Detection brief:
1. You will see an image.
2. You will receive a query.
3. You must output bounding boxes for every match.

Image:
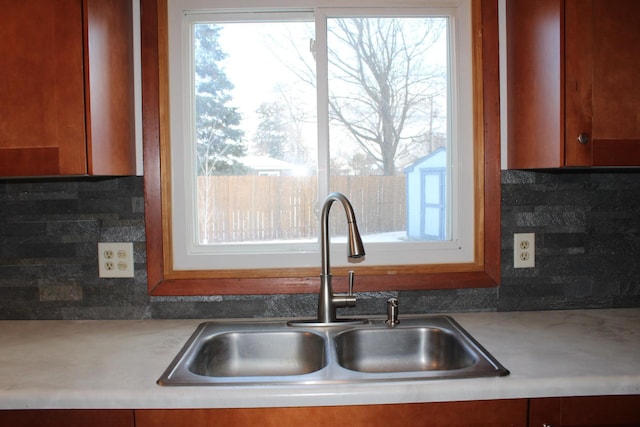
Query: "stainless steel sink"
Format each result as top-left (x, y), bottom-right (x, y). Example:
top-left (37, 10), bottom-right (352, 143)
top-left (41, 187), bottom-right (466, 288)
top-left (190, 331), bottom-right (326, 377)
top-left (158, 316), bottom-right (508, 386)
top-left (334, 327), bottom-right (476, 373)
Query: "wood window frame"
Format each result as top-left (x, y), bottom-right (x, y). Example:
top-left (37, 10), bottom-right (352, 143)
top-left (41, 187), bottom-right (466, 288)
top-left (141, 0), bottom-right (501, 296)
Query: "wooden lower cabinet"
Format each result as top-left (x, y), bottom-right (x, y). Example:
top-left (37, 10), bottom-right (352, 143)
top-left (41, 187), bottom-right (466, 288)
top-left (3, 396), bottom-right (640, 426)
top-left (134, 400), bottom-right (528, 427)
top-left (529, 396), bottom-right (640, 427)
top-left (0, 409), bottom-right (134, 427)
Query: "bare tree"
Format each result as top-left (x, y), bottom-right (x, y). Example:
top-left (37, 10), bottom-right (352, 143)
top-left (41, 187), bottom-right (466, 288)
top-left (326, 17), bottom-right (447, 176)
top-left (266, 16), bottom-right (448, 176)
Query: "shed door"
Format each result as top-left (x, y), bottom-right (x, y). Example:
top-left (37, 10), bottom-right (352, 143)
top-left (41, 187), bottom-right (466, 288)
top-left (421, 168), bottom-right (446, 239)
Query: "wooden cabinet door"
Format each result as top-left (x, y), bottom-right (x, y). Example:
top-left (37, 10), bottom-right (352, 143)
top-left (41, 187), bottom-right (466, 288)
top-left (507, 0), bottom-right (640, 168)
top-left (135, 400), bottom-right (528, 427)
top-left (507, 0), bottom-right (564, 169)
top-left (0, 0), bottom-right (87, 176)
top-left (84, 0), bottom-right (137, 176)
top-left (565, 0), bottom-right (640, 167)
top-left (529, 396), bottom-right (640, 427)
top-left (0, 409), bottom-right (135, 427)
top-left (0, 0), bottom-right (136, 177)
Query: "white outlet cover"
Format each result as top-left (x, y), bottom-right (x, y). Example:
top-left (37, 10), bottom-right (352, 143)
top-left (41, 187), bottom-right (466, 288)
top-left (98, 242), bottom-right (134, 278)
top-left (514, 233), bottom-right (535, 268)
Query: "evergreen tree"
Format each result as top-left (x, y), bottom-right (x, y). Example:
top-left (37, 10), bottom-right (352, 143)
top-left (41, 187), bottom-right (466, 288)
top-left (254, 101), bottom-right (288, 160)
top-left (194, 24), bottom-right (246, 176)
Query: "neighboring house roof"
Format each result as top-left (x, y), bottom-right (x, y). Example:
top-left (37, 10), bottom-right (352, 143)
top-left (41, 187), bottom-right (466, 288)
top-left (240, 156), bottom-right (298, 171)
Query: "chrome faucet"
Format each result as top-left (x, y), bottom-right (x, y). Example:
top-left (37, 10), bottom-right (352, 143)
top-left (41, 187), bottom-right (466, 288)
top-left (316, 192), bottom-right (366, 323)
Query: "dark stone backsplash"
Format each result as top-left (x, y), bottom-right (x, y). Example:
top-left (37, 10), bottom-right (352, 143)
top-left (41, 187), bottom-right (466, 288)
top-left (500, 170), bottom-right (640, 311)
top-left (1, 170), bottom-right (639, 319)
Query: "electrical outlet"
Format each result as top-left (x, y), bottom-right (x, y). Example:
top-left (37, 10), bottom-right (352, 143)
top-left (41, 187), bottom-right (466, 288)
top-left (514, 233), bottom-right (535, 268)
top-left (98, 242), bottom-right (134, 278)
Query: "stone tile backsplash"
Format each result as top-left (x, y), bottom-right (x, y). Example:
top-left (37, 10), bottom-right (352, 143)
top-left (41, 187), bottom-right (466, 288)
top-left (500, 170), bottom-right (640, 311)
top-left (1, 170), bottom-right (639, 319)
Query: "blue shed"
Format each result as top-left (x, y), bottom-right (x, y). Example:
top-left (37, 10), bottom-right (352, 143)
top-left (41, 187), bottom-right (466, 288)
top-left (404, 148), bottom-right (447, 240)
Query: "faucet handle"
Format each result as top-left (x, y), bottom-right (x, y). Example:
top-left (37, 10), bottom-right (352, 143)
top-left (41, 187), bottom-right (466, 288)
top-left (332, 271), bottom-right (357, 309)
top-left (348, 271), bottom-right (355, 296)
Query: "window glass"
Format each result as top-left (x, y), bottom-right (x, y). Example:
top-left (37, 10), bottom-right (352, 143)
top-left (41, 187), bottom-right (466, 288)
top-left (169, 2), bottom-right (474, 271)
top-left (192, 19), bottom-right (317, 246)
top-left (326, 16), bottom-right (450, 242)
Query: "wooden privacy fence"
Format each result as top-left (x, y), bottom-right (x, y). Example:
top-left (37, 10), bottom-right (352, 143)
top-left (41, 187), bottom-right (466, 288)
top-left (197, 176), bottom-right (406, 243)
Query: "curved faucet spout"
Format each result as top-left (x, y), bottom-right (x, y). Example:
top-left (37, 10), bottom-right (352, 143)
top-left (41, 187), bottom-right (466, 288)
top-left (321, 192), bottom-right (366, 275)
top-left (318, 192), bottom-right (366, 323)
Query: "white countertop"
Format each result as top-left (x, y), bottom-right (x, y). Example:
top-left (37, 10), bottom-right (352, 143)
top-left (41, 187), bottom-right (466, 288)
top-left (1, 308), bottom-right (639, 410)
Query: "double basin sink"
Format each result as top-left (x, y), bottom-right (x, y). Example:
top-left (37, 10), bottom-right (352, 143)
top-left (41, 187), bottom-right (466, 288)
top-left (158, 316), bottom-right (508, 386)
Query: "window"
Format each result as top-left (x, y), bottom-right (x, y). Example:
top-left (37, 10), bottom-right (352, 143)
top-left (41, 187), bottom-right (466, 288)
top-left (141, 0), bottom-right (501, 295)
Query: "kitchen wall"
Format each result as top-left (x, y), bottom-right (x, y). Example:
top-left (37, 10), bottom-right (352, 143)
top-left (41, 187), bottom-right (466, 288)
top-left (1, 170), bottom-right (639, 320)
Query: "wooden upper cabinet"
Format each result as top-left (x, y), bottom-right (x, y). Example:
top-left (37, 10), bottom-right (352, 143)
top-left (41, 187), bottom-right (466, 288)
top-left (507, 0), bottom-right (640, 168)
top-left (0, 0), bottom-right (136, 177)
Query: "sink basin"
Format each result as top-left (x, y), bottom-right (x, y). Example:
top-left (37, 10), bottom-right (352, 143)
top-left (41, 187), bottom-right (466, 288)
top-left (190, 331), bottom-right (326, 377)
top-left (334, 327), bottom-right (476, 373)
top-left (158, 316), bottom-right (508, 386)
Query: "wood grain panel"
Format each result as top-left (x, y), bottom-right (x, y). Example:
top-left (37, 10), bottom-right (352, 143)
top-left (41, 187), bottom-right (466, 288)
top-left (507, 0), bottom-right (564, 168)
top-left (136, 400), bottom-right (527, 427)
top-left (0, 409), bottom-right (134, 427)
top-left (530, 396), bottom-right (640, 427)
top-left (84, 0), bottom-right (137, 175)
top-left (0, 148), bottom-right (60, 176)
top-left (0, 0), bottom-right (86, 176)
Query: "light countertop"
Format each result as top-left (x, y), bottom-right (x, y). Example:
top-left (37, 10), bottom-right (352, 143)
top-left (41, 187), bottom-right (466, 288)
top-left (1, 308), bottom-right (639, 410)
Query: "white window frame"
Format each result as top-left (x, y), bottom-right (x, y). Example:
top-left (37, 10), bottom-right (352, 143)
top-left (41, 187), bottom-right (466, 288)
top-left (167, 0), bottom-right (474, 272)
